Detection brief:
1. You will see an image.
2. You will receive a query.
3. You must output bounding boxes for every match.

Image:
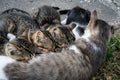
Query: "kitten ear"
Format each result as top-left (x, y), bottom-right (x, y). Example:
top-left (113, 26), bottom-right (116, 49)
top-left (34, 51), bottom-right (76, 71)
top-left (32, 8), bottom-right (39, 19)
top-left (52, 6), bottom-right (60, 10)
top-left (18, 29), bottom-right (31, 42)
top-left (87, 10), bottom-right (97, 29)
top-left (19, 29), bottom-right (28, 37)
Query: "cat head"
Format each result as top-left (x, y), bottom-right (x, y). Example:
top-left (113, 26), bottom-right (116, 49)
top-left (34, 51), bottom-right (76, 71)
top-left (84, 10), bottom-right (113, 43)
top-left (61, 6), bottom-right (90, 25)
top-left (47, 24), bottom-right (75, 48)
top-left (4, 38), bottom-right (35, 62)
top-left (31, 29), bottom-right (55, 53)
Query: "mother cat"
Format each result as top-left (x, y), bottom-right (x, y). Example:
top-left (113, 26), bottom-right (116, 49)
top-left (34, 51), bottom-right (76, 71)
top-left (0, 10), bottom-right (113, 80)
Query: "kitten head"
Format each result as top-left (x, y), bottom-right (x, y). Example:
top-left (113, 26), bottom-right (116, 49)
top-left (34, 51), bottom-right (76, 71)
top-left (47, 24), bottom-right (75, 48)
top-left (31, 30), bottom-right (55, 53)
top-left (65, 6), bottom-right (90, 25)
top-left (33, 5), bottom-right (60, 27)
top-left (4, 38), bottom-right (35, 62)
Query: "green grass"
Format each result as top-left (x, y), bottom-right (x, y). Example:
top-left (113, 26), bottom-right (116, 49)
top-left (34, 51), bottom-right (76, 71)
top-left (92, 34), bottom-right (120, 80)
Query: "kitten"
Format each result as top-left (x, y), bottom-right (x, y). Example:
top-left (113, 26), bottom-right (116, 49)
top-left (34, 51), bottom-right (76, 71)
top-left (0, 8), bottom-right (39, 54)
top-left (0, 10), bottom-right (113, 80)
top-left (61, 6), bottom-right (91, 37)
top-left (61, 6), bottom-right (90, 25)
top-left (33, 5), bottom-right (61, 30)
top-left (31, 29), bottom-right (56, 53)
top-left (0, 8), bottom-right (39, 37)
top-left (4, 30), bottom-right (36, 62)
top-left (47, 24), bottom-right (75, 51)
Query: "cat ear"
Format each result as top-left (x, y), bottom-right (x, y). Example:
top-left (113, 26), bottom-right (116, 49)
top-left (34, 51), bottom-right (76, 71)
top-left (20, 29), bottom-right (28, 37)
top-left (32, 8), bottom-right (39, 19)
top-left (87, 10), bottom-right (97, 29)
top-left (18, 29), bottom-right (32, 42)
top-left (51, 6), bottom-right (60, 10)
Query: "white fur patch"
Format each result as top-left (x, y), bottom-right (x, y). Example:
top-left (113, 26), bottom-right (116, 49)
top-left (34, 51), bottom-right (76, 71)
top-left (80, 28), bottom-right (101, 51)
top-left (81, 28), bottom-right (91, 42)
top-left (90, 42), bottom-right (100, 51)
top-left (69, 45), bottom-right (81, 54)
top-left (7, 33), bottom-right (16, 41)
top-left (0, 56), bottom-right (15, 80)
top-left (72, 26), bottom-right (81, 40)
top-left (71, 22), bottom-right (85, 40)
top-left (61, 16), bottom-right (68, 25)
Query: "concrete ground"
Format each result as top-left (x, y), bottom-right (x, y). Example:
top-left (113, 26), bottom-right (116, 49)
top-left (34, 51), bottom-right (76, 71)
top-left (0, 0), bottom-right (120, 24)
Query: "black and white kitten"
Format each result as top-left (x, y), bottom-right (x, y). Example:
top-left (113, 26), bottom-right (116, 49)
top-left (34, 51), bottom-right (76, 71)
top-left (60, 6), bottom-right (91, 40)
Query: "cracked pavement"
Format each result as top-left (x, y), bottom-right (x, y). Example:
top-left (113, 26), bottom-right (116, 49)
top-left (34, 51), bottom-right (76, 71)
top-left (0, 0), bottom-right (120, 24)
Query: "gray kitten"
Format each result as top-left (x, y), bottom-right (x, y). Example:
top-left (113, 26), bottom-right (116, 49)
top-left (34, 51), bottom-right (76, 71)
top-left (0, 8), bottom-right (39, 37)
top-left (0, 10), bottom-right (113, 80)
top-left (33, 5), bottom-right (61, 30)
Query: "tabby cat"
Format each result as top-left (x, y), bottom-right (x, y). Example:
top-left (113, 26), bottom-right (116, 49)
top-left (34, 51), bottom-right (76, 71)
top-left (0, 10), bottom-right (113, 80)
top-left (47, 24), bottom-right (75, 51)
top-left (0, 8), bottom-right (39, 37)
top-left (4, 30), bottom-right (35, 62)
top-left (33, 5), bottom-right (61, 30)
top-left (31, 29), bottom-right (56, 53)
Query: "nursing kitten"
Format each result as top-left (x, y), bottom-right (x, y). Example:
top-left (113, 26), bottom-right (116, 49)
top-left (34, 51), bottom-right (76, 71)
top-left (47, 24), bottom-right (75, 51)
top-left (61, 6), bottom-right (90, 25)
top-left (0, 8), bottom-right (39, 37)
top-left (4, 30), bottom-right (35, 62)
top-left (33, 5), bottom-right (61, 30)
top-left (61, 6), bottom-right (91, 38)
top-left (31, 23), bottom-right (75, 53)
top-left (31, 29), bottom-right (56, 53)
top-left (0, 10), bottom-right (113, 80)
